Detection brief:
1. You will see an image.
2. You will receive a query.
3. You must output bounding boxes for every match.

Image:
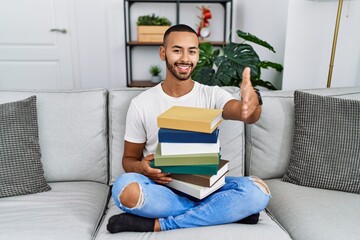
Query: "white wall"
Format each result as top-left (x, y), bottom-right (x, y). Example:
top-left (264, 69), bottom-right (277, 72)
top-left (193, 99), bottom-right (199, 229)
top-left (233, 0), bottom-right (289, 90)
top-left (282, 0), bottom-right (360, 90)
top-left (72, 0), bottom-right (126, 89)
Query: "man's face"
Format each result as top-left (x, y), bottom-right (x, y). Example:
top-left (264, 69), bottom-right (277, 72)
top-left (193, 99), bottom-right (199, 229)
top-left (160, 31), bottom-right (199, 81)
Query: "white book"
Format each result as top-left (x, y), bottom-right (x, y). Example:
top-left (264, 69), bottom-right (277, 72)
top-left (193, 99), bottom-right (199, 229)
top-left (166, 174), bottom-right (226, 199)
top-left (160, 140), bottom-right (220, 156)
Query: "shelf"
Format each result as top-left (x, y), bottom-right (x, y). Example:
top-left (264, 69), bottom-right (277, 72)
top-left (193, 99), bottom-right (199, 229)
top-left (128, 41), bottom-right (163, 46)
top-left (126, 0), bottom-right (231, 3)
top-left (124, 0), bottom-right (233, 87)
top-left (128, 80), bottom-right (160, 88)
top-left (127, 41), bottom-right (228, 46)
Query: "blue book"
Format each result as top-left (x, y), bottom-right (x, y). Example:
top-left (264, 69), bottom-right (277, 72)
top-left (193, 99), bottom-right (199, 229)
top-left (158, 128), bottom-right (219, 143)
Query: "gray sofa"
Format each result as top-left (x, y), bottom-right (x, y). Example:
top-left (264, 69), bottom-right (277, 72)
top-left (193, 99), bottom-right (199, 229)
top-left (0, 86), bottom-right (359, 240)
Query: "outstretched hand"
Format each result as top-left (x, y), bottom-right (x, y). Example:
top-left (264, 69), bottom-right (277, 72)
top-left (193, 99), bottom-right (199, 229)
top-left (239, 67), bottom-right (261, 122)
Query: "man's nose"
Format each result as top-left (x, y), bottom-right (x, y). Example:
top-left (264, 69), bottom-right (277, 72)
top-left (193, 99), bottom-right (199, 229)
top-left (181, 52), bottom-right (190, 61)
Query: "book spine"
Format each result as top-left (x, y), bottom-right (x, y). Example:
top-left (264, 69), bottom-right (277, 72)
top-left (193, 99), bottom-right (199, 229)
top-left (157, 118), bottom-right (216, 133)
top-left (160, 141), bottom-right (220, 156)
top-left (153, 164), bottom-right (219, 175)
top-left (170, 160), bottom-right (229, 187)
top-left (155, 144), bottom-right (221, 166)
top-left (158, 128), bottom-right (219, 143)
top-left (166, 176), bottom-right (226, 199)
top-left (154, 157), bottom-right (219, 166)
top-left (154, 154), bottom-right (219, 166)
top-left (170, 174), bottom-right (209, 187)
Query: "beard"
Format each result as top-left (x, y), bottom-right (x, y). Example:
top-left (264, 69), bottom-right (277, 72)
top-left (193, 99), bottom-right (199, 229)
top-left (165, 56), bottom-right (195, 81)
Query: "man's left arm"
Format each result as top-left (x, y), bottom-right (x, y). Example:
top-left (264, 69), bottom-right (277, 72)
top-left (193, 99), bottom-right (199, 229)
top-left (222, 67), bottom-right (262, 124)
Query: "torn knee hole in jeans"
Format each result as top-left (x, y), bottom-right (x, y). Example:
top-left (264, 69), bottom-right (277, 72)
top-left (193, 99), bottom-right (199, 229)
top-left (119, 182), bottom-right (145, 209)
top-left (249, 176), bottom-right (271, 195)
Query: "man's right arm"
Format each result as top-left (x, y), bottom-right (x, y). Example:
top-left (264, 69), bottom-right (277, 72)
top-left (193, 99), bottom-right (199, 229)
top-left (122, 140), bottom-right (172, 184)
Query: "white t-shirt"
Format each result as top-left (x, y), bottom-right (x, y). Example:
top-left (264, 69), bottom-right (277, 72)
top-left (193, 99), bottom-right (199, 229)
top-left (124, 81), bottom-right (236, 157)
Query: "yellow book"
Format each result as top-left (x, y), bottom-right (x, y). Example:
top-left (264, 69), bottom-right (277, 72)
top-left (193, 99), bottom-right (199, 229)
top-left (157, 106), bottom-right (223, 133)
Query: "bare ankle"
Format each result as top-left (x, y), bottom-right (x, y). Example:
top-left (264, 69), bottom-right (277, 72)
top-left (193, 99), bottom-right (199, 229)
top-left (154, 219), bottom-right (161, 232)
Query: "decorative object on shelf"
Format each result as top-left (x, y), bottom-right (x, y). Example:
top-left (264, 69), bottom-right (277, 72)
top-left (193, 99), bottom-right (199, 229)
top-left (137, 14), bottom-right (171, 42)
top-left (196, 6), bottom-right (212, 40)
top-left (192, 30), bottom-right (283, 90)
top-left (150, 65), bottom-right (162, 83)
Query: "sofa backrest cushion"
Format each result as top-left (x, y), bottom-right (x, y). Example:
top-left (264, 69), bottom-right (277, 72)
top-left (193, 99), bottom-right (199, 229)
top-left (109, 87), bottom-right (245, 184)
top-left (0, 89), bottom-right (108, 183)
top-left (245, 87), bottom-right (360, 179)
top-left (109, 88), bottom-right (144, 184)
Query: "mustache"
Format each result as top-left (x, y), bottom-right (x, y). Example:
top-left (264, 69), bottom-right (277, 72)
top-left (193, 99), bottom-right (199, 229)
top-left (175, 61), bottom-right (193, 67)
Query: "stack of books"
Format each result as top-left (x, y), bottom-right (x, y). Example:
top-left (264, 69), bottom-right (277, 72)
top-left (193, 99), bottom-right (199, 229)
top-left (154, 106), bottom-right (229, 199)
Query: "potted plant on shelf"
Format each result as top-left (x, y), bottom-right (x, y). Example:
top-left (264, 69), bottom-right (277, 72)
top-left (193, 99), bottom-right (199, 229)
top-left (137, 14), bottom-right (171, 42)
top-left (192, 30), bottom-right (283, 90)
top-left (150, 65), bottom-right (162, 83)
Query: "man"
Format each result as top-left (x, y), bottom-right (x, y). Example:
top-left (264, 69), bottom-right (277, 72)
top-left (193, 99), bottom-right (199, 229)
top-left (107, 24), bottom-right (270, 233)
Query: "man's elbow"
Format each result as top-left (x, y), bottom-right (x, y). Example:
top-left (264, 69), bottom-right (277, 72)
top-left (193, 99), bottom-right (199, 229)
top-left (243, 107), bottom-right (261, 124)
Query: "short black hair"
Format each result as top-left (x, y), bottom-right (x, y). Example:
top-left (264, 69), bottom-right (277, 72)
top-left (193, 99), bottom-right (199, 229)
top-left (163, 24), bottom-right (197, 45)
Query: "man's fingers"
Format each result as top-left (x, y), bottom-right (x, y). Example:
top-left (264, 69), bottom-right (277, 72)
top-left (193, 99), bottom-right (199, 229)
top-left (241, 67), bottom-right (252, 102)
top-left (241, 67), bottom-right (251, 87)
top-left (150, 172), bottom-right (172, 184)
top-left (146, 166), bottom-right (161, 174)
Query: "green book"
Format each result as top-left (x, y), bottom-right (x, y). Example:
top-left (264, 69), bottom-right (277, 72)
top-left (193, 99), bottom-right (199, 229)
top-left (154, 144), bottom-right (220, 166)
top-left (150, 161), bottom-right (219, 175)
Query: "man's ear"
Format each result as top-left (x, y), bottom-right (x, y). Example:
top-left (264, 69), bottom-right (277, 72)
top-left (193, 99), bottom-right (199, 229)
top-left (159, 46), bottom-right (165, 61)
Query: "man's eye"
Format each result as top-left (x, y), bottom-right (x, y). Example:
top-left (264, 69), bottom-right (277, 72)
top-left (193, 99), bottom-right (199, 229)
top-left (173, 49), bottom-right (181, 53)
top-left (190, 51), bottom-right (197, 54)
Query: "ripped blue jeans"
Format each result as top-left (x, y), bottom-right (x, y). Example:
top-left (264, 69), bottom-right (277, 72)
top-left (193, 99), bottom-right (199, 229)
top-left (112, 173), bottom-right (271, 231)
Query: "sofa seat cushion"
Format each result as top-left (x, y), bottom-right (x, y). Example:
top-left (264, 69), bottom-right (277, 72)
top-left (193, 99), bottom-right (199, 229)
top-left (265, 178), bottom-right (360, 240)
top-left (0, 181), bottom-right (109, 240)
top-left (93, 199), bottom-right (291, 240)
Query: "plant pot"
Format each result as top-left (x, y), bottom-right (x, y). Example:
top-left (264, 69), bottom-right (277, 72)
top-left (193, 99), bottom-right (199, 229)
top-left (151, 75), bottom-right (162, 83)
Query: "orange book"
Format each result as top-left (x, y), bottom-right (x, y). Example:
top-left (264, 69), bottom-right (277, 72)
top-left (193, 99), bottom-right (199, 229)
top-left (157, 106), bottom-right (223, 133)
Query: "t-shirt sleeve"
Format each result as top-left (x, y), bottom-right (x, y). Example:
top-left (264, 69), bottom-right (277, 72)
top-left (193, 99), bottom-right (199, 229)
top-left (213, 86), bottom-right (237, 109)
top-left (124, 100), bottom-right (146, 143)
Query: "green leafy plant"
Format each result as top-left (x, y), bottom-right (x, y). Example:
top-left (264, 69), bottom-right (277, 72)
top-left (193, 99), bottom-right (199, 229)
top-left (137, 14), bottom-right (171, 26)
top-left (192, 30), bottom-right (283, 90)
top-left (150, 65), bottom-right (161, 76)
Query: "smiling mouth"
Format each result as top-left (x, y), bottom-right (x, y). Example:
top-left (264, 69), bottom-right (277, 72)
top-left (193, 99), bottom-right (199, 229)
top-left (176, 63), bottom-right (192, 73)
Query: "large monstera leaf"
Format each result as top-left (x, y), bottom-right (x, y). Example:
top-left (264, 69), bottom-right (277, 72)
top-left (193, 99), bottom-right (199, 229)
top-left (192, 30), bottom-right (283, 90)
top-left (236, 30), bottom-right (275, 53)
top-left (192, 66), bottom-right (216, 86)
top-left (196, 42), bottom-right (219, 69)
top-left (215, 43), bottom-right (261, 86)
